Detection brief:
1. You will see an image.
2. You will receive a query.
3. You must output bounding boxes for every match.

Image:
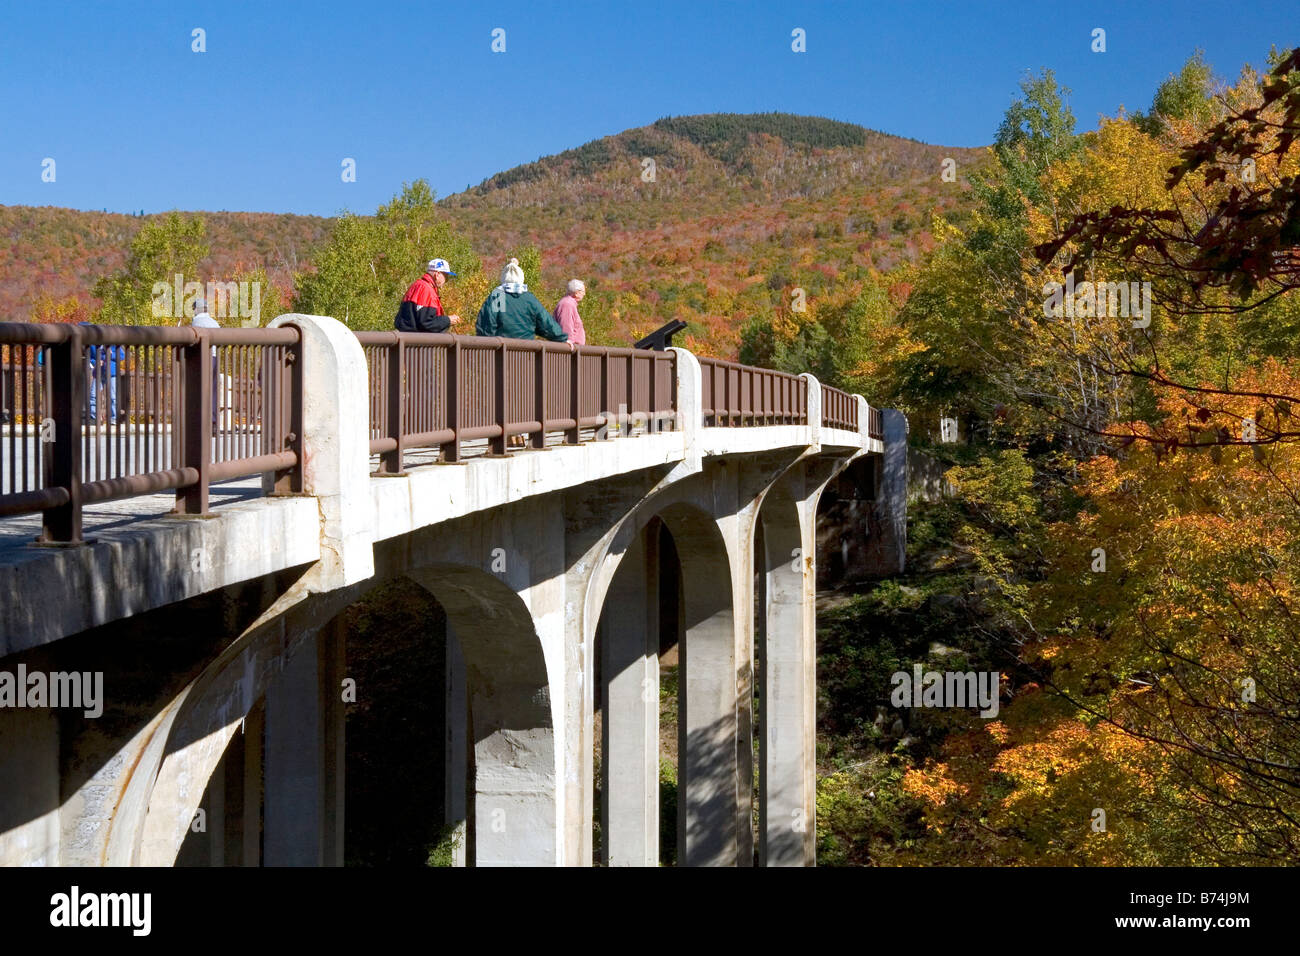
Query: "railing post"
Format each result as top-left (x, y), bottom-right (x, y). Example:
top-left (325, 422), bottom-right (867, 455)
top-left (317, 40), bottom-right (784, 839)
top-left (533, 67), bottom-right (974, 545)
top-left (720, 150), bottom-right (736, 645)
top-left (277, 339), bottom-right (303, 494)
top-left (566, 346), bottom-right (580, 445)
top-left (380, 338), bottom-right (405, 474)
top-left (670, 352), bottom-right (679, 429)
top-left (443, 337), bottom-right (461, 462)
top-left (492, 340), bottom-right (507, 455)
top-left (175, 332), bottom-right (211, 515)
top-left (624, 353), bottom-right (635, 436)
top-left (599, 351), bottom-right (610, 440)
top-left (647, 353), bottom-right (658, 434)
top-left (723, 364), bottom-right (731, 427)
top-left (40, 327), bottom-right (83, 543)
top-left (532, 344), bottom-right (546, 449)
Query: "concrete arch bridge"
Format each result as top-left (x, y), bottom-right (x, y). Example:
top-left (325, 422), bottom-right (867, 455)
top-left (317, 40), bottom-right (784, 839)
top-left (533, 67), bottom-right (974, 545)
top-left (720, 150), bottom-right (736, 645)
top-left (0, 315), bottom-right (906, 866)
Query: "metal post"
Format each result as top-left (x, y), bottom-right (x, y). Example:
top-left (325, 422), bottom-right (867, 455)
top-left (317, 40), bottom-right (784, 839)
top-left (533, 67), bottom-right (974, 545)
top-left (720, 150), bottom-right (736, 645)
top-left (624, 354), bottom-right (635, 437)
top-left (647, 354), bottom-right (658, 434)
top-left (566, 347), bottom-right (581, 445)
top-left (380, 339), bottom-right (405, 474)
top-left (176, 333), bottom-right (211, 514)
top-left (532, 345), bottom-right (547, 449)
top-left (40, 327), bottom-right (83, 543)
top-left (599, 352), bottom-right (610, 440)
top-left (723, 364), bottom-right (731, 427)
top-left (277, 340), bottom-right (303, 494)
top-left (491, 340), bottom-right (507, 455)
top-left (443, 338), bottom-right (461, 462)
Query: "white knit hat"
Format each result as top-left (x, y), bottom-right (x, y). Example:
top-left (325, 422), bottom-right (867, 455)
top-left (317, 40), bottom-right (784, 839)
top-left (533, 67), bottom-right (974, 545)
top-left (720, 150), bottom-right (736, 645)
top-left (500, 258), bottom-right (525, 286)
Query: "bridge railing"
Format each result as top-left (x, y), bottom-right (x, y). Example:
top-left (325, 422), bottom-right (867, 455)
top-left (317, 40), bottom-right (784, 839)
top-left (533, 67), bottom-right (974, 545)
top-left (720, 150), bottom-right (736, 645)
top-left (1, 320), bottom-right (881, 540)
top-left (0, 323), bottom-right (302, 543)
top-left (355, 332), bottom-right (678, 470)
top-left (822, 384), bottom-right (859, 433)
top-left (868, 406), bottom-right (883, 441)
top-left (698, 357), bottom-right (809, 426)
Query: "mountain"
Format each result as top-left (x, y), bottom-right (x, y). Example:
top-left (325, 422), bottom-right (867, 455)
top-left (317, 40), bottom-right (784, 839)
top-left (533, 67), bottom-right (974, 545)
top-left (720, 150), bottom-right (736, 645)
top-left (442, 113), bottom-right (987, 351)
top-left (0, 113), bottom-right (988, 355)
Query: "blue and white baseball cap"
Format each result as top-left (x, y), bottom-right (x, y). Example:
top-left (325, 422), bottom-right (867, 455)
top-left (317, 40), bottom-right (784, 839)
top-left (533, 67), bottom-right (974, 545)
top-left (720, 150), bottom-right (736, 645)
top-left (427, 258), bottom-right (457, 277)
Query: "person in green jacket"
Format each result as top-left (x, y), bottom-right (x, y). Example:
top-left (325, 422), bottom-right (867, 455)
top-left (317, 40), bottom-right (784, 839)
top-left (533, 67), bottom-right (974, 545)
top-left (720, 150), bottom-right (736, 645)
top-left (476, 258), bottom-right (573, 346)
top-left (477, 258), bottom-right (573, 446)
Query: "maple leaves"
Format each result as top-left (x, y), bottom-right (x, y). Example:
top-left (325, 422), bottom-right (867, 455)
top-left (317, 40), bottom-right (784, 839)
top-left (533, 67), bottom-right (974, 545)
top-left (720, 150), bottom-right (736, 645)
top-left (1037, 47), bottom-right (1300, 313)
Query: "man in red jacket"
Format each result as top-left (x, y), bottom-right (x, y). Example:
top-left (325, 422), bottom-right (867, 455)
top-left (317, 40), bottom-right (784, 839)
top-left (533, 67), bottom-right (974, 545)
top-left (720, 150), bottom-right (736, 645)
top-left (395, 258), bottom-right (462, 332)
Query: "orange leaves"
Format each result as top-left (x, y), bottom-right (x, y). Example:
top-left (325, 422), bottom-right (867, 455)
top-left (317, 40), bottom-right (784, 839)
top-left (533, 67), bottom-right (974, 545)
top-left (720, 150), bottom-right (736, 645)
top-left (901, 762), bottom-right (968, 809)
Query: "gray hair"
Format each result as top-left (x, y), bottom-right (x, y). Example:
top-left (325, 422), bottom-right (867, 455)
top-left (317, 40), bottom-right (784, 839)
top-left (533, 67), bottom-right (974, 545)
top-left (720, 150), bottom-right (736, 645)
top-left (567, 279), bottom-right (585, 294)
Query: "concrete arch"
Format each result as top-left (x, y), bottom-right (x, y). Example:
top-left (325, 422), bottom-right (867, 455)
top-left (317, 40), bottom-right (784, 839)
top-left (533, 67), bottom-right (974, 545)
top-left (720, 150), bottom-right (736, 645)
top-left (131, 557), bottom-right (560, 869)
top-left (405, 563), bottom-right (557, 867)
top-left (582, 475), bottom-right (741, 658)
top-left (584, 475), bottom-right (748, 866)
top-left (127, 585), bottom-right (357, 866)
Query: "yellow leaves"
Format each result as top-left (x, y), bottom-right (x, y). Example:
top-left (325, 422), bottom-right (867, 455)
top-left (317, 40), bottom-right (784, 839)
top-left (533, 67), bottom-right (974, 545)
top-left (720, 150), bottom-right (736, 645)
top-left (1029, 118), bottom-right (1176, 252)
top-left (901, 763), bottom-right (967, 809)
top-left (929, 212), bottom-right (965, 247)
top-left (844, 323), bottom-right (925, 382)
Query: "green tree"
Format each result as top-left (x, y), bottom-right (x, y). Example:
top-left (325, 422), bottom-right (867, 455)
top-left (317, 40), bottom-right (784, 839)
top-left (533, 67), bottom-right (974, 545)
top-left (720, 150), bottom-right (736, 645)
top-left (985, 69), bottom-right (1079, 212)
top-left (293, 180), bottom-right (483, 331)
top-left (94, 212), bottom-right (209, 326)
top-left (1134, 50), bottom-right (1216, 133)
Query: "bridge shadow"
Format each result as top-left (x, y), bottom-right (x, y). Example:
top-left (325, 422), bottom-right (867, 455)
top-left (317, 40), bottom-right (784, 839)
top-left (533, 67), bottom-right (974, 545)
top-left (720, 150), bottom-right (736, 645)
top-left (0, 561), bottom-right (312, 860)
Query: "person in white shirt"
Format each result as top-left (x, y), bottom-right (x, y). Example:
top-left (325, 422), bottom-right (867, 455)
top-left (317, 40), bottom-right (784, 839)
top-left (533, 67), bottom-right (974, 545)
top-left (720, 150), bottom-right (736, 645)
top-left (191, 300), bottom-right (220, 330)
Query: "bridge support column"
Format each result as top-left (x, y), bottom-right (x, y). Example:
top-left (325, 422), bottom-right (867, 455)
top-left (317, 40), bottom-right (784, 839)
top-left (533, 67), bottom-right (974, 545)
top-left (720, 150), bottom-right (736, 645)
top-left (865, 409), bottom-right (908, 575)
top-left (671, 504), bottom-right (743, 867)
top-left (0, 704), bottom-right (61, 866)
top-left (445, 625), bottom-right (469, 867)
top-left (601, 524), bottom-right (659, 866)
top-left (263, 624), bottom-right (345, 866)
top-left (759, 470), bottom-right (818, 866)
top-left (242, 701), bottom-right (264, 866)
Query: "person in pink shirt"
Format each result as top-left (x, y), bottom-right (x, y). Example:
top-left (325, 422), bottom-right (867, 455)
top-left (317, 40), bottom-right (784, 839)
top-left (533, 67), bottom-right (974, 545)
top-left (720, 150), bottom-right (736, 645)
top-left (553, 279), bottom-right (587, 346)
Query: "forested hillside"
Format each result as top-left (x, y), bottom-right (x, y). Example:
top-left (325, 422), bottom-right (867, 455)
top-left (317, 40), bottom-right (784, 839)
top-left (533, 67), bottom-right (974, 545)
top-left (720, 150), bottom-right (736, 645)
top-left (0, 112), bottom-right (985, 368)
top-left (0, 206), bottom-right (328, 323)
top-left (813, 46), bottom-right (1300, 866)
top-left (441, 113), bottom-right (986, 355)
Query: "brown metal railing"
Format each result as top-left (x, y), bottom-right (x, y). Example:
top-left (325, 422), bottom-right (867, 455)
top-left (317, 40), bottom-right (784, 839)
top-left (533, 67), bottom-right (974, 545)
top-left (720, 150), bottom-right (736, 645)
top-left (0, 323), bottom-right (302, 542)
top-left (822, 385), bottom-right (859, 432)
top-left (2, 321), bottom-right (882, 542)
top-left (867, 406), bottom-right (883, 441)
top-left (356, 332), bottom-right (678, 470)
top-left (698, 357), bottom-right (809, 427)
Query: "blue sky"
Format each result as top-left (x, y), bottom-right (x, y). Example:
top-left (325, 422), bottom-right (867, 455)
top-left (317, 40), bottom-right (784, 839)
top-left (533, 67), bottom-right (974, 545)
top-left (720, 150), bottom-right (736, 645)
top-left (0, 1), bottom-right (1293, 216)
